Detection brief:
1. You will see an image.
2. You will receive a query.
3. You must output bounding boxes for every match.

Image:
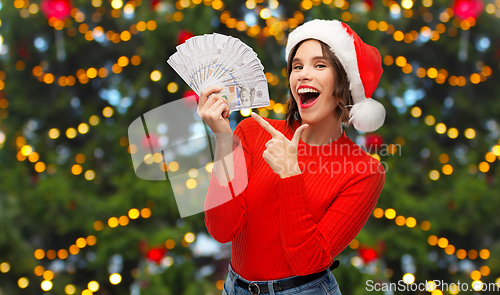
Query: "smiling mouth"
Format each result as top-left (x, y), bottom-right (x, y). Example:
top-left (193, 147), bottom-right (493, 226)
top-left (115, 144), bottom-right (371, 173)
top-left (298, 89), bottom-right (320, 106)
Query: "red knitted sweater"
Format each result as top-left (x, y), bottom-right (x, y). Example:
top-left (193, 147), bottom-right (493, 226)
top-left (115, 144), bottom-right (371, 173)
top-left (204, 117), bottom-right (385, 281)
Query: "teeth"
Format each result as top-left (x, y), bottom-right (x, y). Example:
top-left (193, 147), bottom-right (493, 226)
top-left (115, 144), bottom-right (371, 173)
top-left (298, 88), bottom-right (319, 94)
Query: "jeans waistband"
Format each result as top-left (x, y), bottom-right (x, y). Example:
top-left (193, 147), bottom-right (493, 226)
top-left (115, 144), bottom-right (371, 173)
top-left (227, 261), bottom-right (333, 288)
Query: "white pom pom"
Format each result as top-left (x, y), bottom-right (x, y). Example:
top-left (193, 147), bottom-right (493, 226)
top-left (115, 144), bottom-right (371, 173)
top-left (349, 98), bottom-right (386, 132)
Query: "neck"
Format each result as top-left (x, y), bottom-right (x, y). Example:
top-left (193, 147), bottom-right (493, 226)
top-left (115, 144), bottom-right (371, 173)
top-left (299, 117), bottom-right (343, 146)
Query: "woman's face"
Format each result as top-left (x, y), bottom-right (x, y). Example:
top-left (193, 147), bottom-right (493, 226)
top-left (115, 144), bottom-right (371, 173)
top-left (289, 40), bottom-right (338, 126)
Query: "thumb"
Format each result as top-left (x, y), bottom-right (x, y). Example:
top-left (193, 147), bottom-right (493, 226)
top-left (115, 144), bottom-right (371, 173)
top-left (291, 124), bottom-right (308, 146)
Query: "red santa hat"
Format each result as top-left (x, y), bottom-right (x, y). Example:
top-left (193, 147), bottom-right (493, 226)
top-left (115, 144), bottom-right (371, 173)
top-left (285, 19), bottom-right (385, 132)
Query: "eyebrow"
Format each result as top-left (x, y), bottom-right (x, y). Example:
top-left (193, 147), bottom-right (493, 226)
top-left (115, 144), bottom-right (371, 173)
top-left (292, 56), bottom-right (326, 63)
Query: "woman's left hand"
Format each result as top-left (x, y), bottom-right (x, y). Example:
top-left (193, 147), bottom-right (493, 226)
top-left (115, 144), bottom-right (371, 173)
top-left (251, 112), bottom-right (309, 178)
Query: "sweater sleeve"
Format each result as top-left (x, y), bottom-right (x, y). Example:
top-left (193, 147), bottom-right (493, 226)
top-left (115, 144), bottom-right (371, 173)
top-left (204, 120), bottom-right (253, 244)
top-left (277, 159), bottom-right (385, 275)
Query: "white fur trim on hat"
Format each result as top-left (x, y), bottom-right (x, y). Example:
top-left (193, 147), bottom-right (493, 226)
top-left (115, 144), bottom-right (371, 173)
top-left (349, 98), bottom-right (386, 132)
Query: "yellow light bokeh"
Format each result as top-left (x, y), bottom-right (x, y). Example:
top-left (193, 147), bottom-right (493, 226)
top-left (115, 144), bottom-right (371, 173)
top-left (46, 250), bottom-right (56, 260)
top-left (435, 123), bottom-right (446, 134)
top-left (427, 67), bottom-right (438, 78)
top-left (373, 208), bottom-right (384, 218)
top-left (41, 280), bottom-right (53, 291)
top-left (34, 266), bottom-right (44, 276)
top-left (88, 281), bottom-right (99, 292)
top-left (87, 235), bottom-right (97, 246)
top-left (85, 170), bottom-right (95, 180)
top-left (18, 277), bottom-right (29, 288)
top-left (395, 56), bottom-right (407, 67)
top-left (89, 115), bottom-right (100, 126)
top-left (66, 127), bottom-right (77, 139)
top-left (34, 249), bottom-right (45, 259)
top-left (240, 108), bottom-right (252, 117)
top-left (478, 161), bottom-right (490, 173)
top-left (119, 215), bottom-right (129, 226)
top-left (485, 152), bottom-right (496, 163)
top-left (428, 235), bottom-right (438, 246)
top-left (108, 217), bottom-right (119, 228)
top-left (57, 249), bottom-right (68, 259)
top-left (165, 239), bottom-right (176, 249)
top-left (471, 270), bottom-right (482, 281)
top-left (65, 284), bottom-right (76, 295)
top-left (87, 67), bottom-right (97, 78)
top-left (69, 245), bottom-right (80, 255)
top-left (405, 217), bottom-right (416, 228)
top-left (425, 115), bottom-right (435, 126)
top-left (109, 273), bottom-right (122, 285)
top-left (184, 232), bottom-right (196, 243)
top-left (479, 249), bottom-right (490, 259)
top-left (420, 220), bottom-right (431, 231)
top-left (34, 161), bottom-right (46, 173)
top-left (21, 145), bottom-right (33, 156)
top-left (395, 215), bottom-right (406, 226)
top-left (129, 208), bottom-right (140, 219)
top-left (168, 161), bottom-right (179, 172)
top-left (393, 30), bottom-right (404, 41)
top-left (273, 103), bottom-right (284, 113)
top-left (439, 153), bottom-right (449, 164)
top-left (76, 237), bottom-right (87, 248)
top-left (141, 208), bottom-right (152, 218)
top-left (71, 164), bottom-right (83, 175)
top-left (447, 127), bottom-right (458, 139)
top-left (94, 220), bottom-right (104, 231)
top-left (492, 145), bottom-right (500, 156)
top-left (445, 244), bottom-right (455, 255)
top-left (403, 273), bottom-right (415, 284)
top-left (410, 106), bottom-right (421, 117)
top-left (469, 249), bottom-right (478, 260)
top-left (150, 70), bottom-right (162, 81)
top-left (456, 249), bottom-right (467, 259)
top-left (465, 128), bottom-right (476, 139)
top-left (384, 208), bottom-right (396, 219)
top-left (167, 82), bottom-right (178, 93)
top-left (429, 170), bottom-right (440, 180)
top-left (349, 239), bottom-right (359, 249)
top-left (186, 178), bottom-right (197, 189)
top-left (48, 128), bottom-right (60, 139)
top-left (401, 0), bottom-right (413, 9)
top-left (103, 106), bottom-right (114, 117)
top-left (442, 164), bottom-right (453, 175)
top-left (0, 262), bottom-right (10, 273)
top-left (480, 265), bottom-right (490, 276)
top-left (78, 123), bottom-right (89, 134)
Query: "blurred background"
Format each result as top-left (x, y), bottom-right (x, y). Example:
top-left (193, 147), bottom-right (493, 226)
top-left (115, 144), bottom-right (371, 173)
top-left (0, 0), bottom-right (499, 294)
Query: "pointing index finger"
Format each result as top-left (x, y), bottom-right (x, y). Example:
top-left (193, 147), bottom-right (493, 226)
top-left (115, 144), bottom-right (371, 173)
top-left (250, 112), bottom-right (282, 138)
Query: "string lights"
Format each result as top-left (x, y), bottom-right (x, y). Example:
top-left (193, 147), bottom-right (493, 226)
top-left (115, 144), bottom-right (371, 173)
top-left (371, 207), bottom-right (496, 291)
top-left (409, 106), bottom-right (500, 177)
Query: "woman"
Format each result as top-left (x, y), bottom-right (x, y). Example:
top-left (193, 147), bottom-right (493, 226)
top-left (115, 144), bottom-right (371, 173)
top-left (198, 19), bottom-right (386, 295)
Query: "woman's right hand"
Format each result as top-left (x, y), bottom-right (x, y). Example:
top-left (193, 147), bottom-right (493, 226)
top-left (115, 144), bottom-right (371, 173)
top-left (197, 86), bottom-right (232, 134)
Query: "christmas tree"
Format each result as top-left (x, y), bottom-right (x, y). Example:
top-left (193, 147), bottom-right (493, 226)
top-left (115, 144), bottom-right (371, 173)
top-left (0, 0), bottom-right (499, 294)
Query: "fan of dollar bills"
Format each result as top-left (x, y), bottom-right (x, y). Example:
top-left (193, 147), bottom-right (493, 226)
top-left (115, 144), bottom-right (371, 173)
top-left (167, 33), bottom-right (270, 112)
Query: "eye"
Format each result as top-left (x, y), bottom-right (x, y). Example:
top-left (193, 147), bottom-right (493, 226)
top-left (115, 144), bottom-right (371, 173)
top-left (293, 65), bottom-right (303, 70)
top-left (316, 64), bottom-right (326, 68)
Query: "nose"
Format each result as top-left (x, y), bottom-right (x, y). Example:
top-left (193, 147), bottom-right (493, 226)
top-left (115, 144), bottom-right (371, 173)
top-left (297, 67), bottom-right (312, 81)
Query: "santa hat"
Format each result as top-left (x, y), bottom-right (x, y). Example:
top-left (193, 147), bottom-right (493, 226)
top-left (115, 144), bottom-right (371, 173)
top-left (285, 19), bottom-right (385, 132)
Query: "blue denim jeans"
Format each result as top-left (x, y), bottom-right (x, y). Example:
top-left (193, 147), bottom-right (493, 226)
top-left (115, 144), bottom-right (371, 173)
top-left (222, 262), bottom-right (342, 295)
